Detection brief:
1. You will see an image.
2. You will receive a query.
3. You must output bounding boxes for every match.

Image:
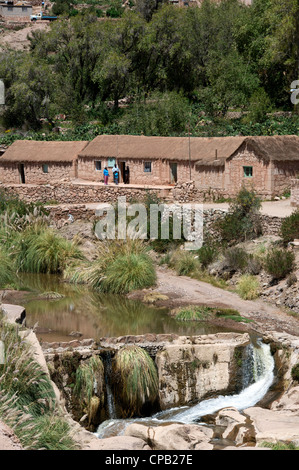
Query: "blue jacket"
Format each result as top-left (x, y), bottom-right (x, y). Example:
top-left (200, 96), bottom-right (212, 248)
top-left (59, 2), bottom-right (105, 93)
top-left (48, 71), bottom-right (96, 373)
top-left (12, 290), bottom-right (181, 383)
top-left (103, 169), bottom-right (109, 176)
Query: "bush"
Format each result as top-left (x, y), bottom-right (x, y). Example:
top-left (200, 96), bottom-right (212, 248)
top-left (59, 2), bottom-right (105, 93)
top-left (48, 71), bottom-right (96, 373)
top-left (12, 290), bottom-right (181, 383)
top-left (224, 246), bottom-right (249, 272)
top-left (170, 250), bottom-right (200, 276)
top-left (264, 248), bottom-right (296, 280)
top-left (196, 245), bottom-right (218, 269)
top-left (236, 274), bottom-right (260, 300)
top-left (215, 187), bottom-right (262, 243)
top-left (112, 345), bottom-right (159, 417)
top-left (280, 210), bottom-right (299, 244)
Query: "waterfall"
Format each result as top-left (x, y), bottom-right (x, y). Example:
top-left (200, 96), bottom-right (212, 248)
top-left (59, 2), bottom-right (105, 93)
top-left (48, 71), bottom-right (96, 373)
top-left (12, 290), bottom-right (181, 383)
top-left (103, 351), bottom-right (117, 420)
top-left (153, 340), bottom-right (275, 424)
top-left (95, 339), bottom-right (275, 438)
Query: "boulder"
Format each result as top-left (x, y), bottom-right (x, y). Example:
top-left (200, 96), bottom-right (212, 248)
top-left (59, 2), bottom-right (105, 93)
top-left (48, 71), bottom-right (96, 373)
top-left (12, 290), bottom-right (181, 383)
top-left (244, 407), bottom-right (299, 445)
top-left (124, 423), bottom-right (213, 450)
top-left (1, 304), bottom-right (26, 325)
top-left (0, 421), bottom-right (23, 450)
top-left (83, 436), bottom-right (151, 451)
top-left (270, 386), bottom-right (299, 414)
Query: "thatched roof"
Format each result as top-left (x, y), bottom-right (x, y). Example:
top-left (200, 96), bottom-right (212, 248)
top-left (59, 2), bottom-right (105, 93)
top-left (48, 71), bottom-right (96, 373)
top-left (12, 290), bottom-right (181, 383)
top-left (78, 135), bottom-right (245, 164)
top-left (78, 134), bottom-right (299, 165)
top-left (0, 140), bottom-right (89, 163)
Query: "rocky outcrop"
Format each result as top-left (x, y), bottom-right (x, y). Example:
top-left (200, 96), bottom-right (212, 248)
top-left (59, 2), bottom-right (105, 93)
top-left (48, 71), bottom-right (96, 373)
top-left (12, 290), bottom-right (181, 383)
top-left (0, 421), bottom-right (23, 450)
top-left (124, 423), bottom-right (214, 450)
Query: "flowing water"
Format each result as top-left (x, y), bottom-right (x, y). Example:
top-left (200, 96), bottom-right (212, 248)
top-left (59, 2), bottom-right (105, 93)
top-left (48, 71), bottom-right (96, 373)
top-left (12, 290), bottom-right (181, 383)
top-left (95, 339), bottom-right (275, 438)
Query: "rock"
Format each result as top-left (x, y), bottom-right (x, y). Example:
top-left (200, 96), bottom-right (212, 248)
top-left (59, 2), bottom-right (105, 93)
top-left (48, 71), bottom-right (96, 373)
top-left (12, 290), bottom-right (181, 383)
top-left (124, 423), bottom-right (213, 450)
top-left (155, 333), bottom-right (250, 409)
top-left (270, 386), bottom-right (299, 414)
top-left (83, 436), bottom-right (151, 450)
top-left (216, 407), bottom-right (246, 440)
top-left (0, 421), bottom-right (23, 450)
top-left (244, 407), bottom-right (299, 445)
top-left (1, 304), bottom-right (26, 325)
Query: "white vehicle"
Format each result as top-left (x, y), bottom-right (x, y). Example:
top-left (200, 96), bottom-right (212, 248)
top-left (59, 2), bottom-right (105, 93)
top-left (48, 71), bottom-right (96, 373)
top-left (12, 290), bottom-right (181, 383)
top-left (30, 12), bottom-right (57, 21)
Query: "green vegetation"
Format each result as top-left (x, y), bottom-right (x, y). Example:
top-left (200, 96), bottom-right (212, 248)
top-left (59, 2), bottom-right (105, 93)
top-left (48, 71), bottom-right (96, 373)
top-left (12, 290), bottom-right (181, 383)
top-left (14, 225), bottom-right (83, 274)
top-left (74, 356), bottom-right (104, 425)
top-left (174, 305), bottom-right (251, 323)
top-left (264, 248), bottom-right (296, 280)
top-left (215, 187), bottom-right (262, 244)
top-left (174, 305), bottom-right (213, 322)
top-left (0, 0), bottom-right (299, 136)
top-left (112, 345), bottom-right (159, 417)
top-left (236, 274), bottom-right (261, 300)
top-left (261, 441), bottom-right (299, 451)
top-left (0, 317), bottom-right (76, 449)
top-left (64, 238), bottom-right (156, 294)
top-left (280, 210), bottom-right (299, 244)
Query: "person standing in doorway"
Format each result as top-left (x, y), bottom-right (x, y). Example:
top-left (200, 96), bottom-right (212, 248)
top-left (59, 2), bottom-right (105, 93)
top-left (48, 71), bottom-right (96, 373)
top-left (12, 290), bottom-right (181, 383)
top-left (103, 167), bottom-right (109, 185)
top-left (112, 164), bottom-right (120, 184)
top-left (124, 165), bottom-right (130, 184)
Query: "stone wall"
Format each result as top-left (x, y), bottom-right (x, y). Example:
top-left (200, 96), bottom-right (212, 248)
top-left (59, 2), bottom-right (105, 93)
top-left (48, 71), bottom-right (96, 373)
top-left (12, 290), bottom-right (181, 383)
top-left (291, 179), bottom-right (299, 207)
top-left (0, 162), bottom-right (75, 184)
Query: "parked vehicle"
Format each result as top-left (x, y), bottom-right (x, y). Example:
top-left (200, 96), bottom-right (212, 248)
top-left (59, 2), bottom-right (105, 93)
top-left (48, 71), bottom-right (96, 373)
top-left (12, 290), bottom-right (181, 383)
top-left (30, 12), bottom-right (57, 21)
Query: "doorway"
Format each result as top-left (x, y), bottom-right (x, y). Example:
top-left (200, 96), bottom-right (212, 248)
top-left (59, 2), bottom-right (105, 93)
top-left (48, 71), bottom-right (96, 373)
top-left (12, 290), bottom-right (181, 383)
top-left (170, 162), bottom-right (177, 184)
top-left (18, 164), bottom-right (25, 184)
top-left (120, 161), bottom-right (126, 183)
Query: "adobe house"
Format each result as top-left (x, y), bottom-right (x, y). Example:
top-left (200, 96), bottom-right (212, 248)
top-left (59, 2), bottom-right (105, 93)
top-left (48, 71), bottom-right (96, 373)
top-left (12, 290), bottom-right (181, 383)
top-left (0, 140), bottom-right (88, 184)
top-left (77, 134), bottom-right (299, 198)
top-left (0, 2), bottom-right (32, 20)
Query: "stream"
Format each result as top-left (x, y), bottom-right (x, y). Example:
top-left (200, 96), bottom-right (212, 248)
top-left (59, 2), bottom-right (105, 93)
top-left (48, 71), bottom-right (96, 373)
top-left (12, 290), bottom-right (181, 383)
top-left (95, 339), bottom-right (275, 439)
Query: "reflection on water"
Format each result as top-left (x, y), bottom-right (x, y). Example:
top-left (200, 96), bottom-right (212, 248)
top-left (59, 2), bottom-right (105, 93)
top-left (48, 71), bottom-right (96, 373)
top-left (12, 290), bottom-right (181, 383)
top-left (13, 274), bottom-right (231, 343)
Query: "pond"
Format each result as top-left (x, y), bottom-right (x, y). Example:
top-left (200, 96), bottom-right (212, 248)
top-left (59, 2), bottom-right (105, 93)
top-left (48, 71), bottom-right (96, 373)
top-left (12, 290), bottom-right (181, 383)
top-left (9, 273), bottom-right (233, 343)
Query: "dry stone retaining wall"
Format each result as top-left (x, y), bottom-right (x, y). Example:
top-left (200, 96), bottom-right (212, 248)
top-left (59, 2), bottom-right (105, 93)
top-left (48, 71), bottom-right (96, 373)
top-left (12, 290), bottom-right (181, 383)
top-left (291, 179), bottom-right (299, 207)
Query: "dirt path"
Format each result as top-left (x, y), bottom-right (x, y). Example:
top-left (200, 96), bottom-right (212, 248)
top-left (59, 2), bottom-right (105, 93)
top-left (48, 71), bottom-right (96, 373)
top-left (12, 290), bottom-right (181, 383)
top-left (149, 266), bottom-right (299, 337)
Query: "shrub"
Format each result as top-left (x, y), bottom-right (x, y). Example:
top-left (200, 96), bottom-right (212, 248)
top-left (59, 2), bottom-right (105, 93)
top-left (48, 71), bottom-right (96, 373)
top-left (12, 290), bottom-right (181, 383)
top-left (196, 245), bottom-right (218, 269)
top-left (113, 345), bottom-right (159, 417)
top-left (264, 249), bottom-right (296, 280)
top-left (224, 246), bottom-right (249, 272)
top-left (236, 274), bottom-right (260, 300)
top-left (286, 273), bottom-right (297, 287)
top-left (280, 210), bottom-right (299, 244)
top-left (215, 187), bottom-right (262, 243)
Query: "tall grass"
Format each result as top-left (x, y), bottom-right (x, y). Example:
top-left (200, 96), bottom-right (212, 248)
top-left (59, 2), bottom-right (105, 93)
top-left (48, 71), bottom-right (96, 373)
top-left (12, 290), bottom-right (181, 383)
top-left (0, 247), bottom-right (15, 287)
top-left (74, 355), bottom-right (104, 424)
top-left (0, 317), bottom-right (77, 449)
top-left (236, 274), bottom-right (261, 300)
top-left (113, 345), bottom-right (159, 418)
top-left (65, 239), bottom-right (156, 294)
top-left (14, 224), bottom-right (83, 274)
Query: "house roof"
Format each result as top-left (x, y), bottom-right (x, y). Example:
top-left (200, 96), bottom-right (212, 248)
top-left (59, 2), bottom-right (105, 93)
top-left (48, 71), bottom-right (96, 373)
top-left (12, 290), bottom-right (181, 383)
top-left (78, 134), bottom-right (246, 163)
top-left (0, 140), bottom-right (89, 163)
top-left (78, 134), bottom-right (299, 165)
